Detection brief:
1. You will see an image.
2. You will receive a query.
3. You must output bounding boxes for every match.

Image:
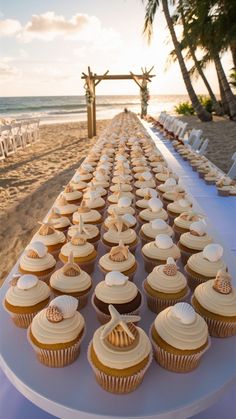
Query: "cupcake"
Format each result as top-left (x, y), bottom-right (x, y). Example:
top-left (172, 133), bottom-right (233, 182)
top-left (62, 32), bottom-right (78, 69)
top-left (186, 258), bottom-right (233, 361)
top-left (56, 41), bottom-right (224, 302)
top-left (92, 271), bottom-right (142, 323)
top-left (150, 302), bottom-right (210, 372)
top-left (68, 215), bottom-right (100, 248)
top-left (139, 198), bottom-right (168, 224)
top-left (135, 187), bottom-right (157, 198)
top-left (99, 241), bottom-right (137, 281)
top-left (143, 258), bottom-right (189, 313)
top-left (62, 184), bottom-right (82, 205)
top-left (140, 219), bottom-right (173, 246)
top-left (50, 252), bottom-right (92, 309)
top-left (167, 198), bottom-right (193, 225)
top-left (70, 173), bottom-right (88, 191)
top-left (173, 211), bottom-right (204, 241)
top-left (192, 269), bottom-right (236, 337)
top-left (33, 222), bottom-right (66, 259)
top-left (102, 215), bottom-right (138, 253)
top-left (107, 197), bottom-right (135, 216)
top-left (155, 169), bottom-right (177, 184)
top-left (185, 244), bottom-right (226, 290)
top-left (83, 191), bottom-right (106, 214)
top-left (103, 212), bottom-right (137, 231)
top-left (72, 200), bottom-right (102, 226)
top-left (84, 182), bottom-right (107, 198)
top-left (19, 241), bottom-right (56, 283)
top-left (59, 233), bottom-right (97, 274)
top-left (107, 190), bottom-right (134, 205)
top-left (110, 182), bottom-right (133, 193)
top-left (54, 194), bottom-right (78, 220)
top-left (216, 176), bottom-right (233, 196)
top-left (28, 295), bottom-right (85, 367)
top-left (48, 208), bottom-right (71, 233)
top-left (157, 178), bottom-right (177, 196)
top-left (134, 171), bottom-right (156, 189)
top-left (88, 305), bottom-right (152, 393)
top-left (3, 274), bottom-right (50, 328)
top-left (204, 168), bottom-right (221, 185)
top-left (135, 188), bottom-right (158, 212)
top-left (178, 220), bottom-right (213, 264)
top-left (92, 171), bottom-right (110, 189)
top-left (142, 234), bottom-right (180, 273)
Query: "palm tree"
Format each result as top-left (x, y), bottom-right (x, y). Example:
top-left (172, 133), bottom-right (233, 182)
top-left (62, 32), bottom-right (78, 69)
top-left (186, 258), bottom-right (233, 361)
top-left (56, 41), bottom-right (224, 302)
top-left (143, 0), bottom-right (212, 121)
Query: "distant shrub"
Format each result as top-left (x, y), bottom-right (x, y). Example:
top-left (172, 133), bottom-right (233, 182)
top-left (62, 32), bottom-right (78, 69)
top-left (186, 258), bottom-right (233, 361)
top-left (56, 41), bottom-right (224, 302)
top-left (174, 101), bottom-right (194, 115)
top-left (198, 95), bottom-right (213, 113)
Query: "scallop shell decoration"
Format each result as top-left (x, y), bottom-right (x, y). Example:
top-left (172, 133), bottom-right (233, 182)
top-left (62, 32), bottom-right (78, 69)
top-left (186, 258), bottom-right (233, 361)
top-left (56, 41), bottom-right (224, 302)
top-left (81, 163), bottom-right (93, 172)
top-left (203, 244), bottom-right (223, 262)
top-left (178, 198), bottom-right (191, 208)
top-left (73, 174), bottom-right (82, 183)
top-left (122, 213), bottom-right (136, 226)
top-left (190, 220), bottom-right (207, 236)
top-left (155, 234), bottom-right (173, 249)
top-left (26, 241), bottom-right (47, 258)
top-left (95, 172), bottom-right (105, 182)
top-left (164, 178), bottom-right (176, 187)
top-left (148, 197), bottom-right (163, 212)
top-left (105, 271), bottom-right (128, 287)
top-left (171, 302), bottom-right (196, 325)
top-left (16, 274), bottom-right (38, 290)
top-left (151, 219), bottom-right (167, 230)
top-left (118, 197), bottom-right (132, 208)
top-left (140, 171), bottom-right (152, 181)
top-left (49, 295), bottom-right (78, 319)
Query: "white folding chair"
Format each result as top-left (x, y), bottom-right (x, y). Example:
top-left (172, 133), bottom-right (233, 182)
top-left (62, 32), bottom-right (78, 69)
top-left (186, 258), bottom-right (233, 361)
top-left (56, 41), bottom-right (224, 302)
top-left (191, 136), bottom-right (203, 151)
top-left (21, 121), bottom-right (32, 148)
top-left (0, 126), bottom-right (15, 156)
top-left (0, 135), bottom-right (5, 161)
top-left (227, 152), bottom-right (236, 180)
top-left (11, 123), bottom-right (23, 151)
top-left (196, 139), bottom-right (209, 156)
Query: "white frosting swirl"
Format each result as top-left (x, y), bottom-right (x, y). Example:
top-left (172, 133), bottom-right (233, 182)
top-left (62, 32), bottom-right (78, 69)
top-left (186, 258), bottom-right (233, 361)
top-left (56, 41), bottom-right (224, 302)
top-left (50, 268), bottom-right (91, 293)
top-left (95, 279), bottom-right (138, 304)
top-left (194, 280), bottom-right (236, 317)
top-left (147, 265), bottom-right (187, 293)
top-left (5, 280), bottom-right (50, 307)
top-left (99, 252), bottom-right (136, 272)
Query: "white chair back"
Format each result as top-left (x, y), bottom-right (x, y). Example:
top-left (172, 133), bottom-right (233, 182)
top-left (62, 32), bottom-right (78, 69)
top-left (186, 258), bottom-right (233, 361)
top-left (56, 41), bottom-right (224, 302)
top-left (227, 152), bottom-right (236, 179)
top-left (197, 139), bottom-right (209, 155)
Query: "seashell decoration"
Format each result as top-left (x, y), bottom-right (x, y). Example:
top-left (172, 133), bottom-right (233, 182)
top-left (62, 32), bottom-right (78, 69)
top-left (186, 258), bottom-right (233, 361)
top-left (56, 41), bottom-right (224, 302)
top-left (72, 174), bottom-right (82, 183)
top-left (101, 305), bottom-right (140, 346)
top-left (143, 188), bottom-right (157, 200)
top-left (122, 213), bottom-right (136, 226)
top-left (117, 197), bottom-right (132, 208)
top-left (106, 323), bottom-right (138, 348)
top-left (155, 234), bottom-right (173, 250)
top-left (164, 178), bottom-right (176, 187)
top-left (62, 252), bottom-right (81, 277)
top-left (17, 274), bottom-right (38, 290)
top-left (163, 257), bottom-right (178, 276)
top-left (71, 232), bottom-right (87, 246)
top-left (151, 219), bottom-right (167, 230)
top-left (77, 200), bottom-right (90, 213)
top-left (49, 207), bottom-right (61, 219)
top-left (190, 220), bottom-right (207, 237)
top-left (179, 212), bottom-right (203, 222)
top-left (213, 268), bottom-right (232, 294)
top-left (203, 243), bottom-right (223, 262)
top-left (139, 171), bottom-right (152, 181)
top-left (171, 302), bottom-right (196, 325)
top-left (81, 163), bottom-right (93, 172)
top-left (64, 183), bottom-right (74, 193)
top-left (105, 271), bottom-right (128, 287)
top-left (26, 241), bottom-right (47, 259)
top-left (10, 274), bottom-right (21, 287)
top-left (57, 194), bottom-right (68, 207)
top-left (38, 221), bottom-right (56, 236)
top-left (178, 198), bottom-right (192, 208)
top-left (49, 295), bottom-right (78, 319)
top-left (148, 197), bottom-right (163, 212)
top-left (109, 240), bottom-right (129, 262)
top-left (106, 214), bottom-right (129, 233)
top-left (46, 305), bottom-right (63, 323)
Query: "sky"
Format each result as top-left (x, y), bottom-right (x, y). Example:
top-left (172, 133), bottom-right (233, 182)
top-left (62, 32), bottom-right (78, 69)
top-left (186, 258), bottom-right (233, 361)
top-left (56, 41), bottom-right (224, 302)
top-left (0, 0), bottom-right (233, 97)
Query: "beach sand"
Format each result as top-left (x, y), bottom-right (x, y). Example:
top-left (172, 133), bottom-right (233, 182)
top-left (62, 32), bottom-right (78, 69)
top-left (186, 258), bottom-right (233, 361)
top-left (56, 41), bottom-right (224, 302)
top-left (179, 115), bottom-right (236, 173)
top-left (0, 120), bottom-right (108, 284)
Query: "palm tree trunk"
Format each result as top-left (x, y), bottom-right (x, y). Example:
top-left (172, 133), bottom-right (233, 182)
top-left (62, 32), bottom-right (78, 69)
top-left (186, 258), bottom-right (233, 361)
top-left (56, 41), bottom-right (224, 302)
top-left (216, 69), bottom-right (230, 115)
top-left (230, 42), bottom-right (236, 70)
top-left (162, 0), bottom-right (212, 121)
top-left (214, 52), bottom-right (236, 120)
top-left (179, 1), bottom-right (223, 116)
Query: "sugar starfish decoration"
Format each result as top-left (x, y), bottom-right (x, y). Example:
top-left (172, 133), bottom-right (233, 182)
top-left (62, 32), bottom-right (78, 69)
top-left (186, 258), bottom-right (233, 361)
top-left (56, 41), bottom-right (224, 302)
top-left (77, 200), bottom-right (90, 213)
top-left (38, 221), bottom-right (56, 235)
top-left (57, 194), bottom-right (68, 206)
top-left (62, 252), bottom-right (81, 276)
top-left (77, 214), bottom-right (90, 235)
top-left (101, 305), bottom-right (140, 340)
top-left (109, 240), bottom-right (129, 261)
top-left (49, 207), bottom-right (61, 220)
top-left (106, 214), bottom-right (129, 233)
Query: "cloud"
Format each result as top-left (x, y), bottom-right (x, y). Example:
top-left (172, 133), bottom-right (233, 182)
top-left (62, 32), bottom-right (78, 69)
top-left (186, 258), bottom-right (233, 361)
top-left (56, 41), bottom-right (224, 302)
top-left (0, 62), bottom-right (20, 77)
top-left (0, 19), bottom-right (21, 36)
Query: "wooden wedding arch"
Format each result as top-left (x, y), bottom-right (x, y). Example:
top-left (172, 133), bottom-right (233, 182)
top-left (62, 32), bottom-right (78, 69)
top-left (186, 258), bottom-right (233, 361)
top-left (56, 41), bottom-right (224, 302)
top-left (81, 67), bottom-right (155, 138)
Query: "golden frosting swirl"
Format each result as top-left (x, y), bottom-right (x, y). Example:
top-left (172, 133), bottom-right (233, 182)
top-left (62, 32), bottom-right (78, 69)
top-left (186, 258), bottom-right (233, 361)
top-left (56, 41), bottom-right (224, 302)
top-left (147, 265), bottom-right (187, 293)
top-left (31, 309), bottom-right (84, 344)
top-left (187, 252), bottom-right (226, 277)
top-left (5, 281), bottom-right (50, 307)
top-left (92, 327), bottom-right (151, 369)
top-left (194, 280), bottom-right (236, 316)
top-left (154, 307), bottom-right (208, 350)
top-left (179, 232), bottom-right (213, 250)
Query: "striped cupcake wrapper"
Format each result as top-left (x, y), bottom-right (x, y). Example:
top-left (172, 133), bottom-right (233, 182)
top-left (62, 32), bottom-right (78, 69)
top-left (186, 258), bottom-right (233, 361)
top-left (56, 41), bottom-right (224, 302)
top-left (87, 341), bottom-right (153, 394)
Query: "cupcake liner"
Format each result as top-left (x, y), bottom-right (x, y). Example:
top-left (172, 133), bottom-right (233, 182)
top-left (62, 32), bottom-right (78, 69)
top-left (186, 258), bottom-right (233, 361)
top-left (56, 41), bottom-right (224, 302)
top-left (5, 310), bottom-right (37, 328)
top-left (178, 245), bottom-right (199, 266)
top-left (191, 297), bottom-right (236, 338)
top-left (166, 212), bottom-right (177, 226)
top-left (217, 188), bottom-right (229, 197)
top-left (142, 281), bottom-right (190, 314)
top-left (204, 179), bottom-right (216, 185)
top-left (87, 341), bottom-right (153, 393)
top-left (91, 292), bottom-right (143, 324)
top-left (184, 265), bottom-right (211, 291)
top-left (149, 325), bottom-right (210, 373)
top-left (142, 254), bottom-right (164, 274)
top-left (172, 225), bottom-right (188, 242)
top-left (27, 326), bottom-right (85, 368)
top-left (78, 259), bottom-right (96, 275)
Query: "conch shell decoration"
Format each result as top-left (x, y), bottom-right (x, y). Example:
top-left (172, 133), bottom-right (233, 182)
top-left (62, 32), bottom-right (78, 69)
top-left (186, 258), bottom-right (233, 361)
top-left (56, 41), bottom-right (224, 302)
top-left (163, 257), bottom-right (178, 276)
top-left (109, 240), bottom-right (129, 262)
top-left (213, 268), bottom-right (232, 294)
top-left (101, 305), bottom-right (140, 348)
top-left (62, 252), bottom-right (81, 276)
top-left (71, 232), bottom-right (87, 246)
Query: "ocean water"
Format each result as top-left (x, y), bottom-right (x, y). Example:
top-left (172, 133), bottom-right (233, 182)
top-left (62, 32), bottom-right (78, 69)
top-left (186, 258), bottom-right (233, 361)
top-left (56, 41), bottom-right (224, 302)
top-left (0, 95), bottom-right (189, 124)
